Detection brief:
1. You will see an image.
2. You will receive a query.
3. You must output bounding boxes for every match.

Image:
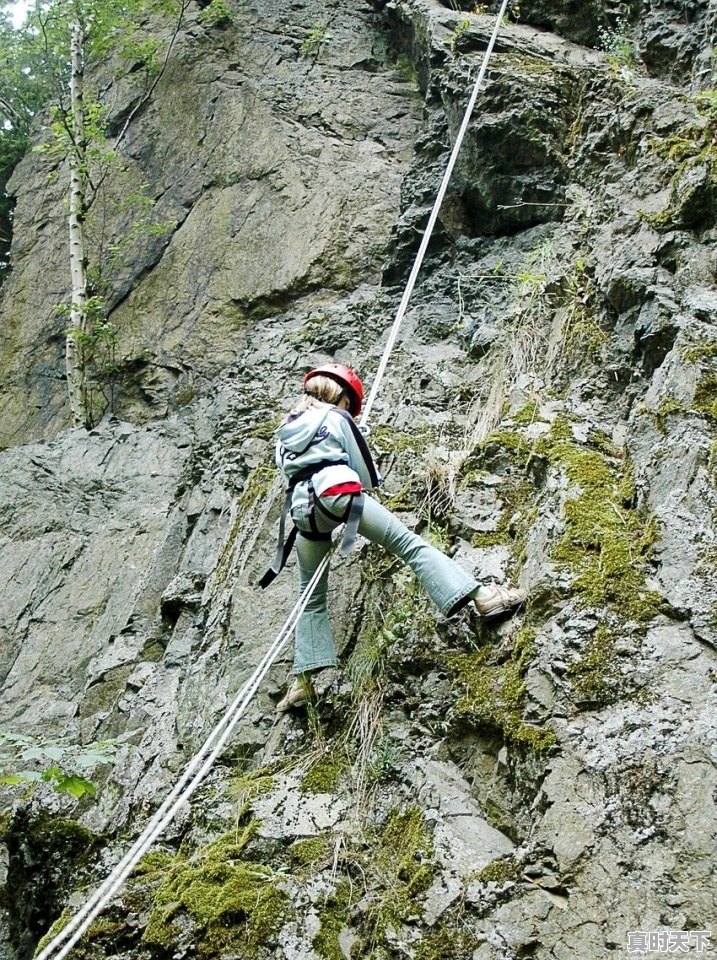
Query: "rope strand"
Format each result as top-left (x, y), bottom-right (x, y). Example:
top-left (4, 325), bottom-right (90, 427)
top-left (360, 0), bottom-right (511, 426)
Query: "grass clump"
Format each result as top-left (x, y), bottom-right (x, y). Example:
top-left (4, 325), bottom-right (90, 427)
top-left (142, 828), bottom-right (291, 958)
top-left (312, 809), bottom-right (437, 959)
top-left (448, 627), bottom-right (554, 751)
top-left (362, 808), bottom-right (436, 945)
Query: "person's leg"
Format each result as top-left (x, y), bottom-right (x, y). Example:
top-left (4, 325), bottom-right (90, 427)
top-left (358, 496), bottom-right (480, 617)
top-left (293, 533), bottom-right (338, 674)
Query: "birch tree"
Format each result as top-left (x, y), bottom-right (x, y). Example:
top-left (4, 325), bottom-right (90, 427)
top-left (2, 0), bottom-right (189, 427)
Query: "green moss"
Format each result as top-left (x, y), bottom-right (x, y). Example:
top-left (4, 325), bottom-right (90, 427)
top-left (647, 96), bottom-right (717, 230)
top-left (568, 625), bottom-right (621, 706)
top-left (132, 850), bottom-right (177, 877)
top-left (414, 921), bottom-right (476, 960)
top-left (289, 835), bottom-right (332, 868)
top-left (231, 767), bottom-right (276, 805)
top-left (35, 908), bottom-right (73, 955)
top-left (393, 52), bottom-right (418, 85)
top-left (301, 750), bottom-right (348, 794)
top-left (476, 856), bottom-right (522, 885)
top-left (540, 427), bottom-right (661, 623)
top-left (693, 371), bottom-right (717, 421)
top-left (313, 881), bottom-right (352, 960)
top-left (448, 627), bottom-right (554, 751)
top-left (681, 340), bottom-right (717, 364)
top-left (511, 401), bottom-right (541, 426)
top-left (142, 828), bottom-right (291, 958)
top-left (646, 396), bottom-right (686, 435)
top-left (313, 810), bottom-right (438, 958)
top-left (213, 462), bottom-right (276, 586)
top-left (494, 51), bottom-right (561, 77)
top-left (361, 808), bottom-right (436, 946)
top-left (470, 477), bottom-right (536, 557)
top-left (480, 429), bottom-right (532, 461)
top-left (371, 424), bottom-right (432, 455)
top-left (246, 413), bottom-right (283, 440)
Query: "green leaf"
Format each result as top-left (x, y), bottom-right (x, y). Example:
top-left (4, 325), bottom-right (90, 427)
top-left (54, 775), bottom-right (97, 799)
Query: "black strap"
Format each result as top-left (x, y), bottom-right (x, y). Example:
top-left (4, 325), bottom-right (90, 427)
top-left (335, 409), bottom-right (381, 488)
top-left (307, 480), bottom-right (321, 537)
top-left (339, 492), bottom-right (364, 557)
top-left (259, 489), bottom-right (297, 589)
top-left (288, 459), bottom-right (338, 490)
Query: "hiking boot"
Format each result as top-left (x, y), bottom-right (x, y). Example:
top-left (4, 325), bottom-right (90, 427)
top-left (474, 584), bottom-right (527, 620)
top-left (276, 675), bottom-right (315, 713)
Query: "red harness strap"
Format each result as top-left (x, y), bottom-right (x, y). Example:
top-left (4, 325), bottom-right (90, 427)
top-left (321, 481), bottom-right (362, 497)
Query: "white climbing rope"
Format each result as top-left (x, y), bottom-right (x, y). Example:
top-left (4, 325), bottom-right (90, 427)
top-left (360, 0), bottom-right (511, 426)
top-left (38, 4), bottom-right (511, 955)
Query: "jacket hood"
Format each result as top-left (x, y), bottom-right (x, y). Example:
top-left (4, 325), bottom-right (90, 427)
top-left (276, 405), bottom-right (333, 453)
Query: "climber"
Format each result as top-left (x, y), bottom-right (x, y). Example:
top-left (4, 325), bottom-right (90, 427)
top-left (262, 363), bottom-right (526, 711)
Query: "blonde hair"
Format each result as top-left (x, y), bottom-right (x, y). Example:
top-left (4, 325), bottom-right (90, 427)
top-left (290, 374), bottom-right (345, 414)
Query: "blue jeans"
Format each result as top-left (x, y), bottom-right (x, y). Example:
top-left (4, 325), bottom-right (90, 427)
top-left (293, 495), bottom-right (479, 674)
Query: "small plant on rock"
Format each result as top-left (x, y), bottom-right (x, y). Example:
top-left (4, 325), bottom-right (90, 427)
top-left (300, 23), bottom-right (333, 61)
top-left (598, 18), bottom-right (637, 70)
top-left (446, 18), bottom-right (471, 53)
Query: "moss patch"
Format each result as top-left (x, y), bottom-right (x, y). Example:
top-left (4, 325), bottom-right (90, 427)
top-left (362, 807), bottom-right (436, 947)
top-left (371, 424), bottom-right (433, 455)
top-left (538, 427), bottom-right (661, 623)
top-left (414, 920), bottom-right (476, 959)
top-left (301, 749), bottom-right (348, 795)
top-left (141, 828), bottom-right (291, 958)
top-left (568, 624), bottom-right (621, 706)
top-left (693, 371), bottom-right (717, 421)
top-left (475, 855), bottom-right (522, 885)
top-left (213, 462), bottom-right (276, 586)
top-left (448, 627), bottom-right (554, 751)
top-left (647, 93), bottom-right (717, 230)
top-left (312, 809), bottom-right (437, 959)
top-left (289, 834), bottom-right (332, 869)
top-left (313, 881), bottom-right (352, 960)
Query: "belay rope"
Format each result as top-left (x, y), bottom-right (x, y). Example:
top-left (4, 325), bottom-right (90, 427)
top-left (38, 3), bottom-right (511, 957)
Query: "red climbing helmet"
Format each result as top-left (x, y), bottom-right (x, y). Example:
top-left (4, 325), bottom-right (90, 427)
top-left (304, 362), bottom-right (364, 417)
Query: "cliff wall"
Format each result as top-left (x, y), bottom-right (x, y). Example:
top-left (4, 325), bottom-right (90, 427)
top-left (0, 1), bottom-right (715, 959)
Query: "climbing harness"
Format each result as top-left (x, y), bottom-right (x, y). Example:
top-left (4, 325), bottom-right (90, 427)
top-left (259, 459), bottom-right (364, 587)
top-left (261, 404), bottom-right (378, 586)
top-left (38, 2), bottom-right (512, 957)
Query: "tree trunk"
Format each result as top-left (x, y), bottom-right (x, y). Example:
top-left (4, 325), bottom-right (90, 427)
top-left (66, 17), bottom-right (90, 428)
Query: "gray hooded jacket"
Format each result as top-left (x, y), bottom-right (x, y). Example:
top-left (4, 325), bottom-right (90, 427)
top-left (275, 403), bottom-right (381, 532)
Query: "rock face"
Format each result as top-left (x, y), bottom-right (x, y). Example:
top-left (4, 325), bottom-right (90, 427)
top-left (0, 1), bottom-right (716, 959)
